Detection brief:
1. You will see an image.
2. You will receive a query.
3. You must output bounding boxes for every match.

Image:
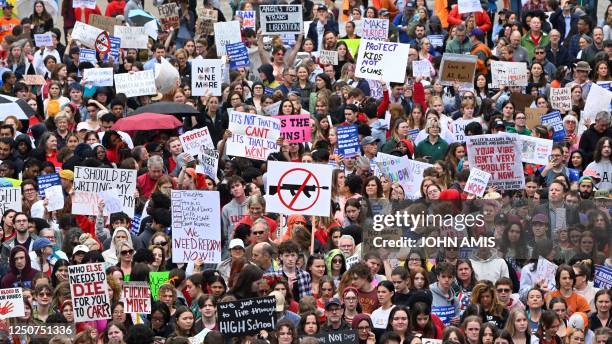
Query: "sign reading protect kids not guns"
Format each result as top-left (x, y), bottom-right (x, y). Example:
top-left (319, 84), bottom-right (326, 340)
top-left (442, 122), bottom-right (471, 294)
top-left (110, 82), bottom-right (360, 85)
top-left (227, 111), bottom-right (280, 161)
top-left (355, 40), bottom-right (410, 83)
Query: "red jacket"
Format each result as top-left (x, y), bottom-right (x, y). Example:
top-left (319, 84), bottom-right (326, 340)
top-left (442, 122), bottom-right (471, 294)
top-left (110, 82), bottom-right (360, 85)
top-left (447, 5), bottom-right (492, 32)
top-left (376, 81), bottom-right (427, 118)
top-left (74, 6), bottom-right (102, 24)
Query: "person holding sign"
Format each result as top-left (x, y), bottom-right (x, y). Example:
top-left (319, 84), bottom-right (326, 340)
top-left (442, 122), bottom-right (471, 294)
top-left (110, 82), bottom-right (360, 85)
top-left (306, 4), bottom-right (339, 51)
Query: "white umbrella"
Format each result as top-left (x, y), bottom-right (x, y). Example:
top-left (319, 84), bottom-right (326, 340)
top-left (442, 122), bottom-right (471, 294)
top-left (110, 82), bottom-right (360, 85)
top-left (0, 94), bottom-right (35, 121)
top-left (15, 0), bottom-right (59, 18)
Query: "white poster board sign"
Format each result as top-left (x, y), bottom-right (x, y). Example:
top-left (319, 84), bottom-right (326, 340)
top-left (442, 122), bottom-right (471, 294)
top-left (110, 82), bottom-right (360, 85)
top-left (214, 21), bottom-right (242, 56)
top-left (191, 58), bottom-right (223, 96)
top-left (226, 111), bottom-right (281, 160)
top-left (72, 166), bottom-right (137, 217)
top-left (464, 168), bottom-right (492, 197)
top-left (114, 70), bottom-right (157, 98)
top-left (114, 26), bottom-right (148, 49)
top-left (355, 40), bottom-right (410, 83)
top-left (71, 21), bottom-right (104, 48)
top-left (83, 67), bottom-right (114, 87)
top-left (520, 136), bottom-right (553, 165)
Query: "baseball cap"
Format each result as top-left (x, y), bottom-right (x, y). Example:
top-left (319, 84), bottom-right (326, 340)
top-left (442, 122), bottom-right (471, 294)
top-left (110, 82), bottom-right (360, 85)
top-left (229, 239), bottom-right (245, 249)
top-left (317, 4), bottom-right (328, 11)
top-left (73, 245), bottom-right (90, 255)
top-left (578, 176), bottom-right (594, 185)
top-left (532, 213), bottom-right (549, 224)
top-left (379, 8), bottom-right (390, 16)
top-left (325, 298), bottom-right (342, 309)
top-left (361, 136), bottom-right (379, 146)
top-left (494, 120), bottom-right (506, 129)
top-left (470, 28), bottom-right (485, 37)
top-left (594, 189), bottom-right (610, 199)
top-left (59, 169), bottom-right (74, 181)
top-left (32, 237), bottom-right (53, 251)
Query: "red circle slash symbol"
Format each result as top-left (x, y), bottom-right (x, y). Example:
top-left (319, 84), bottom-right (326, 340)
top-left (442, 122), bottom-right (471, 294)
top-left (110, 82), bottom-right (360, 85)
top-left (277, 168), bottom-right (321, 211)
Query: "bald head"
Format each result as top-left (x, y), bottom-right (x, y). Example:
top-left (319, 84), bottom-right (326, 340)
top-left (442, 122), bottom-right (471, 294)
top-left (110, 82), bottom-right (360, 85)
top-left (510, 31), bottom-right (522, 47)
top-left (252, 242), bottom-right (274, 270)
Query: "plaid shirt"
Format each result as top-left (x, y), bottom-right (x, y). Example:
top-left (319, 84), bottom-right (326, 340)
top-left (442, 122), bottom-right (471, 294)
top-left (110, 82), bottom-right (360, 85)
top-left (522, 0), bottom-right (547, 12)
top-left (274, 267), bottom-right (312, 301)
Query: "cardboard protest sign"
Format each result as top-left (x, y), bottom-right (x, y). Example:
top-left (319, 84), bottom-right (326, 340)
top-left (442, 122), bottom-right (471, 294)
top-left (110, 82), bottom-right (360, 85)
top-left (314, 330), bottom-right (358, 344)
top-left (277, 114), bottom-right (311, 143)
top-left (260, 5), bottom-right (303, 34)
top-left (541, 111), bottom-right (566, 142)
top-left (319, 50), bottom-right (339, 65)
top-left (594, 265), bottom-right (612, 289)
top-left (361, 18), bottom-right (388, 41)
top-left (179, 127), bottom-right (215, 157)
top-left (71, 21), bottom-right (104, 48)
top-left (34, 33), bottom-right (53, 47)
top-left (191, 58), bottom-right (223, 96)
top-left (68, 263), bottom-right (111, 322)
top-left (432, 305), bottom-right (456, 325)
top-left (122, 282), bottom-right (151, 314)
top-left (83, 67), bottom-right (114, 87)
top-left (171, 190), bottom-right (222, 263)
top-left (458, 0), bottom-right (483, 13)
top-left (524, 107), bottom-right (546, 130)
top-left (214, 21), bottom-right (241, 56)
top-left (412, 59), bottom-right (431, 77)
top-left (439, 54), bottom-right (477, 87)
top-left (72, 166), bottom-right (137, 216)
top-left (227, 111), bottom-right (280, 160)
top-left (114, 26), bottom-right (148, 49)
top-left (336, 125), bottom-right (360, 157)
top-left (158, 3), bottom-right (179, 30)
top-left (490, 61), bottom-right (528, 87)
top-left (0, 288), bottom-right (25, 319)
top-left (464, 168), bottom-right (492, 197)
top-left (23, 75), bottom-right (45, 85)
top-left (236, 10), bottom-right (255, 29)
top-left (114, 70), bottom-right (157, 98)
top-left (196, 146), bottom-right (220, 181)
top-left (265, 161), bottom-right (332, 216)
top-left (73, 0), bottom-right (96, 8)
top-left (520, 136), bottom-right (553, 165)
top-left (89, 14), bottom-right (122, 35)
top-left (465, 133), bottom-right (525, 190)
top-left (149, 271), bottom-right (170, 300)
top-left (387, 156), bottom-right (433, 199)
top-left (355, 40), bottom-right (410, 83)
top-left (0, 187), bottom-right (22, 213)
top-left (197, 7), bottom-right (217, 35)
top-left (226, 42), bottom-right (250, 69)
top-left (549, 87), bottom-right (571, 111)
top-left (218, 297), bottom-right (276, 337)
top-left (37, 173), bottom-right (60, 198)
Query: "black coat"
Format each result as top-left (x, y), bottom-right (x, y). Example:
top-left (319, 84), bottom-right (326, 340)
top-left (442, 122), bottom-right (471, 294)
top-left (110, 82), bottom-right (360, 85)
top-left (306, 19), bottom-right (339, 51)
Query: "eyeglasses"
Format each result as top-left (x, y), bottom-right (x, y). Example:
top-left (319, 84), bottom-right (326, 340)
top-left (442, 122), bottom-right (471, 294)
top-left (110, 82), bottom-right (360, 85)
top-left (535, 51), bottom-right (545, 54)
top-left (358, 326), bottom-right (371, 331)
top-left (463, 96), bottom-right (474, 99)
top-left (497, 288), bottom-right (511, 293)
top-left (23, 188), bottom-right (36, 192)
top-left (37, 291), bottom-right (51, 297)
top-left (121, 249), bottom-right (134, 256)
top-left (154, 241), bottom-right (168, 246)
top-left (253, 231), bottom-right (265, 235)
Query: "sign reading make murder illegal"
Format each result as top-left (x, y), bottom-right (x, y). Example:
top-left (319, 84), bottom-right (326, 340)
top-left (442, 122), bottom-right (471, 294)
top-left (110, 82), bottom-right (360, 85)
top-left (227, 111), bottom-right (280, 160)
top-left (355, 40), bottom-right (410, 83)
top-left (218, 297), bottom-right (276, 337)
top-left (259, 5), bottom-right (303, 34)
top-left (266, 161), bottom-right (332, 216)
top-left (171, 190), bottom-right (222, 263)
top-left (72, 166), bottom-right (137, 217)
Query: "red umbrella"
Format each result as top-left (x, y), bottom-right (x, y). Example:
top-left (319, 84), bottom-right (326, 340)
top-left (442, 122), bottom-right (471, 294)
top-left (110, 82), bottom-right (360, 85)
top-left (111, 113), bottom-right (183, 131)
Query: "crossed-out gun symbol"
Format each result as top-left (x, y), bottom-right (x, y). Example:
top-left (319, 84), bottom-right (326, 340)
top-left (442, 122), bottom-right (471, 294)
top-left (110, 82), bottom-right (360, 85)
top-left (269, 184), bottom-right (329, 198)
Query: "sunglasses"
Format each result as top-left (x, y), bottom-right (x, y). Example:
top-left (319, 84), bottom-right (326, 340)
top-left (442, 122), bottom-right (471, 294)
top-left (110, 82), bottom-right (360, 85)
top-left (154, 241), bottom-right (168, 246)
top-left (121, 249), bottom-right (134, 256)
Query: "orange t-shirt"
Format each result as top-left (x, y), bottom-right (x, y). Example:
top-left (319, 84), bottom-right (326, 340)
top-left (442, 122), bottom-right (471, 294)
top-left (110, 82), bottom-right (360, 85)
top-left (0, 17), bottom-right (20, 44)
top-left (546, 291), bottom-right (591, 316)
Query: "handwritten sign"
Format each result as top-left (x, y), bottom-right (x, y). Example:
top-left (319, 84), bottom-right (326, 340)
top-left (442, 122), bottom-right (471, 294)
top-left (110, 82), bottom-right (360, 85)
top-left (260, 5), bottom-right (303, 34)
top-left (23, 75), bottom-right (45, 85)
top-left (149, 271), bottom-right (170, 300)
top-left (197, 7), bottom-right (217, 36)
top-left (114, 26), bottom-right (148, 49)
top-left (171, 190), bottom-right (221, 263)
top-left (68, 263), bottom-right (111, 322)
top-left (121, 282), bottom-right (151, 314)
top-left (226, 42), bottom-right (250, 69)
top-left (337, 125), bottom-right (360, 158)
top-left (214, 21), bottom-right (241, 56)
top-left (387, 156), bottom-right (433, 199)
top-left (72, 166), bottom-right (137, 217)
top-left (34, 33), bottom-right (53, 47)
top-left (83, 67), bottom-right (113, 87)
top-left (236, 10), bottom-right (256, 29)
top-left (520, 136), bottom-right (553, 165)
top-left (466, 133), bottom-right (525, 190)
top-left (196, 146), bottom-right (220, 181)
top-left (550, 87), bottom-right (572, 111)
top-left (524, 107), bottom-right (547, 130)
top-left (451, 118), bottom-right (478, 142)
top-left (535, 256), bottom-right (558, 290)
top-left (73, 0), bottom-right (96, 9)
top-left (0, 288), bottom-right (24, 320)
top-left (541, 111), bottom-right (566, 142)
top-left (179, 127), bottom-right (215, 157)
top-left (158, 3), bottom-right (179, 30)
top-left (89, 14), bottom-right (122, 35)
top-left (355, 40), bottom-right (410, 83)
top-left (490, 61), bottom-right (528, 87)
top-left (114, 70), bottom-right (157, 98)
top-left (45, 185), bottom-right (64, 212)
top-left (191, 58), bottom-right (223, 96)
top-left (458, 0), bottom-right (483, 13)
top-left (361, 18), bottom-right (389, 41)
top-left (439, 53), bottom-right (477, 87)
top-left (277, 114), bottom-right (311, 143)
top-left (0, 187), bottom-right (21, 213)
top-left (319, 50), bottom-right (339, 65)
top-left (412, 59), bottom-right (431, 77)
top-left (227, 111), bottom-right (280, 161)
top-left (71, 21), bottom-right (104, 48)
top-left (218, 297), bottom-right (276, 337)
top-left (464, 167), bottom-right (491, 197)
top-left (314, 330), bottom-right (358, 344)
